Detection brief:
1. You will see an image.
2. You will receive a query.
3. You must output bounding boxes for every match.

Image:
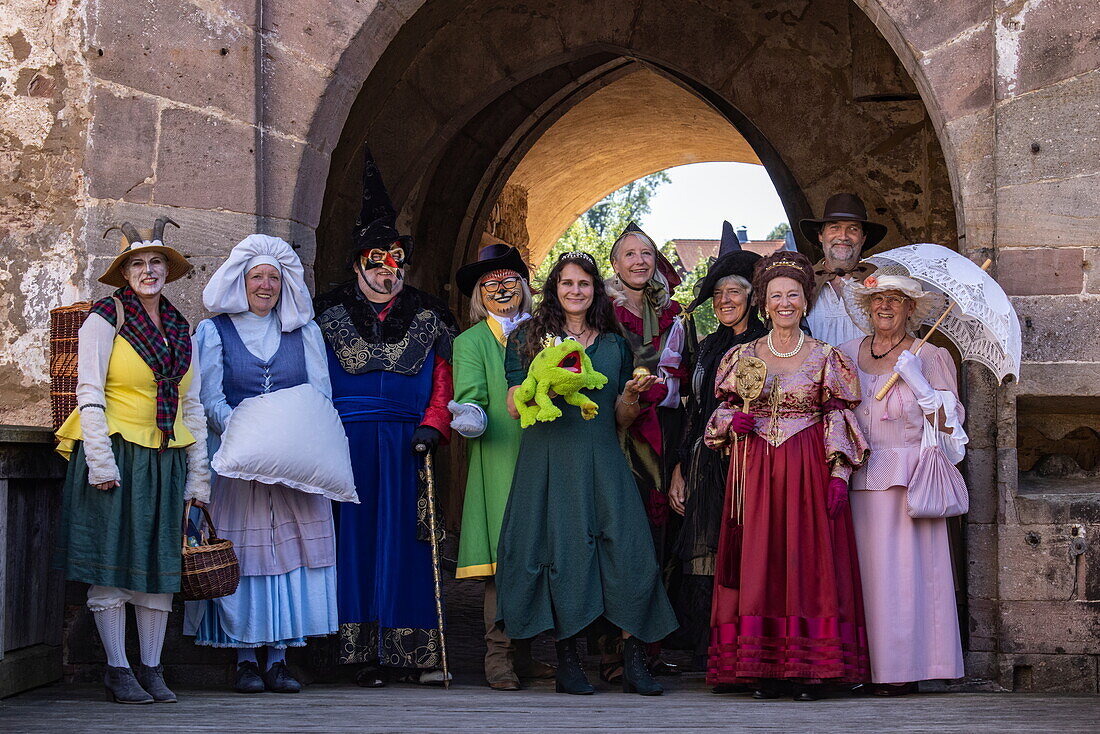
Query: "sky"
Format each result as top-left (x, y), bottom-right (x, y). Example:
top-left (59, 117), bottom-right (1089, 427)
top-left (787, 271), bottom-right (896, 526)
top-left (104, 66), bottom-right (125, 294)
top-left (638, 161), bottom-right (789, 244)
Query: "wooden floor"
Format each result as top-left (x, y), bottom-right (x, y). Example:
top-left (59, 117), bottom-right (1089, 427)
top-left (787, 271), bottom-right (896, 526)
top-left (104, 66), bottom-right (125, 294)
top-left (1, 677), bottom-right (1096, 732)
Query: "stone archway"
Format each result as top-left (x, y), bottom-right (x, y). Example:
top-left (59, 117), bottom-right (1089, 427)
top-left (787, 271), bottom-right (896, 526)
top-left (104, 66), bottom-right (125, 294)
top-left (312, 0), bottom-right (958, 297)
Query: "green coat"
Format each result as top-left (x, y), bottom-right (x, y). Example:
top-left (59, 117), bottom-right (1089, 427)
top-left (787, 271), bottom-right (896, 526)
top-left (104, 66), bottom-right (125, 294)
top-left (454, 319), bottom-right (521, 579)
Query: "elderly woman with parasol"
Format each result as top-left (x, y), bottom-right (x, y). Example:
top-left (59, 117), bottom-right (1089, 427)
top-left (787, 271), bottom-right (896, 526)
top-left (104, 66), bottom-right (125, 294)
top-left (837, 243), bottom-right (1021, 695)
top-left (838, 271), bottom-right (967, 694)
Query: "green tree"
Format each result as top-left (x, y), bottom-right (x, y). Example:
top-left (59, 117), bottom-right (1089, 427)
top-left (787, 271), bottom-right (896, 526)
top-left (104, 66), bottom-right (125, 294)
top-left (767, 222), bottom-right (791, 239)
top-left (673, 259), bottom-right (718, 337)
top-left (536, 171), bottom-right (672, 283)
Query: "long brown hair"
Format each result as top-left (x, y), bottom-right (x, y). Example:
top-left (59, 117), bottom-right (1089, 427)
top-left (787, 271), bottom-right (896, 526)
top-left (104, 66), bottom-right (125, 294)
top-left (520, 252), bottom-right (622, 366)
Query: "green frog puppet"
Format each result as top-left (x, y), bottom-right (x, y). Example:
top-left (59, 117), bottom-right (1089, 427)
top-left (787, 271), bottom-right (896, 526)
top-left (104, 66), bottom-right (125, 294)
top-left (514, 337), bottom-right (608, 428)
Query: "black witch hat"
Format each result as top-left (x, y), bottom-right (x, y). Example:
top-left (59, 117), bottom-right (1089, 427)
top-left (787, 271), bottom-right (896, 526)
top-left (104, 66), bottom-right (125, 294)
top-left (350, 148), bottom-right (413, 260)
top-left (685, 221), bottom-right (761, 314)
top-left (612, 221), bottom-right (681, 289)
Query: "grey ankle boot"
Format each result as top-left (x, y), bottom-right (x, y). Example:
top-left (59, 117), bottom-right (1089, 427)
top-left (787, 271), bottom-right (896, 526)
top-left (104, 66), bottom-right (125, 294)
top-left (104, 665), bottom-right (154, 704)
top-left (134, 663), bottom-right (177, 703)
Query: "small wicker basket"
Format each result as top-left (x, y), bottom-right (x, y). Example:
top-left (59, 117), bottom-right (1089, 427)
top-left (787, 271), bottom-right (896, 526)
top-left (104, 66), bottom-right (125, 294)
top-left (49, 302), bottom-right (92, 430)
top-left (181, 501), bottom-right (241, 601)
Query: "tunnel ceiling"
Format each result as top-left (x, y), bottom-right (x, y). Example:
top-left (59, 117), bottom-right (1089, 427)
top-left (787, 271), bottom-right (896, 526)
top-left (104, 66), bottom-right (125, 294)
top-left (318, 0), bottom-right (956, 295)
top-left (506, 65), bottom-right (761, 262)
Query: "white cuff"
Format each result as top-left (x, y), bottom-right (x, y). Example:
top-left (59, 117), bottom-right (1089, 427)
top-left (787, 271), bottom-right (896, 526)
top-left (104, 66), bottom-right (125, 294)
top-left (448, 401), bottom-right (487, 438)
top-left (936, 390), bottom-right (968, 464)
top-left (79, 406), bottom-right (120, 485)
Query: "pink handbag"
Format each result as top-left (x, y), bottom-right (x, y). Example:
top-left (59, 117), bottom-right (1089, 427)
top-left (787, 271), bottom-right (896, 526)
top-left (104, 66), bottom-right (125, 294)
top-left (906, 410), bottom-right (969, 518)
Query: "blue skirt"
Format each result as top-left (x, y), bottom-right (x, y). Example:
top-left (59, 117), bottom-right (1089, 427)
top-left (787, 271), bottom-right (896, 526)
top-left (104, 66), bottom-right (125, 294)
top-left (186, 566), bottom-right (338, 648)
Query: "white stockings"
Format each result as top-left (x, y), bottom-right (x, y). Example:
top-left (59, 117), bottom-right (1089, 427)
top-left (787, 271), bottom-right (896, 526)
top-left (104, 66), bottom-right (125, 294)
top-left (134, 606), bottom-right (169, 667)
top-left (92, 605), bottom-right (129, 669)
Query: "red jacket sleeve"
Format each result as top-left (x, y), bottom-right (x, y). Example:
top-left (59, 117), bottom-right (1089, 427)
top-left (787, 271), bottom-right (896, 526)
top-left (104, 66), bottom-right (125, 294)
top-left (420, 354), bottom-right (454, 443)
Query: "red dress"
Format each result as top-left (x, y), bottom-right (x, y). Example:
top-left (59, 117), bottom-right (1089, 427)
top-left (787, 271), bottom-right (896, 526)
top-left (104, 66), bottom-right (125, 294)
top-left (703, 339), bottom-right (871, 684)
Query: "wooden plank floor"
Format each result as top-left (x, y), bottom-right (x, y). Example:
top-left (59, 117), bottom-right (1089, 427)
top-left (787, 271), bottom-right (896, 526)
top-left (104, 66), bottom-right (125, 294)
top-left (1, 677), bottom-right (1096, 732)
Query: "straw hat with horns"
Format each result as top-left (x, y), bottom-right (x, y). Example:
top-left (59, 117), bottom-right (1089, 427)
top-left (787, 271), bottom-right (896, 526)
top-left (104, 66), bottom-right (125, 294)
top-left (99, 217), bottom-right (191, 288)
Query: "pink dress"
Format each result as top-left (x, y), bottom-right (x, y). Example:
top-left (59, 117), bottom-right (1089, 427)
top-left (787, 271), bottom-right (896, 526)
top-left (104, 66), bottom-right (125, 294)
top-left (838, 339), bottom-right (966, 684)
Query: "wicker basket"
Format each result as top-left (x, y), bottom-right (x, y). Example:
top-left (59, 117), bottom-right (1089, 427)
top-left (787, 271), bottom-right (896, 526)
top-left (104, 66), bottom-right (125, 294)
top-left (181, 501), bottom-right (241, 601)
top-left (49, 302), bottom-right (92, 430)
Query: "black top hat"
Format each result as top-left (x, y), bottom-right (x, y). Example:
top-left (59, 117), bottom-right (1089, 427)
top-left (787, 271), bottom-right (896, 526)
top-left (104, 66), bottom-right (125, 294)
top-left (686, 221), bottom-right (761, 314)
top-left (798, 193), bottom-right (887, 252)
top-left (455, 244), bottom-right (530, 297)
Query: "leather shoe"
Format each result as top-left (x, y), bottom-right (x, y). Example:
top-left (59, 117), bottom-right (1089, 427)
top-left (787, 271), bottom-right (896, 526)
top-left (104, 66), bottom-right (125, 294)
top-left (103, 666), bottom-right (153, 704)
top-left (648, 657), bottom-right (681, 677)
top-left (355, 666), bottom-right (386, 688)
top-left (514, 658), bottom-right (556, 680)
top-left (488, 676), bottom-right (521, 691)
top-left (234, 661), bottom-right (265, 694)
top-left (134, 663), bottom-right (177, 702)
top-left (262, 661), bottom-right (302, 693)
top-left (792, 683), bottom-right (821, 701)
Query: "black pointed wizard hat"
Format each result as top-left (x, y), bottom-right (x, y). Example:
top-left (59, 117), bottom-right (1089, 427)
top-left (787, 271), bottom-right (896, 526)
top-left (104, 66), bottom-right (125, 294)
top-left (685, 221), bottom-right (762, 314)
top-left (350, 148), bottom-right (413, 261)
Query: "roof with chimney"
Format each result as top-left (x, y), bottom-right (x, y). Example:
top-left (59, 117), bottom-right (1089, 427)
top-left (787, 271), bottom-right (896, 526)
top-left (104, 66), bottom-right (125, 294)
top-left (671, 237), bottom-right (786, 274)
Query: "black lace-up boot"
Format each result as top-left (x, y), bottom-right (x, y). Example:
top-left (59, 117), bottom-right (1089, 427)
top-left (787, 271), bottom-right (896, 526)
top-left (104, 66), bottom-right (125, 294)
top-left (554, 638), bottom-right (594, 695)
top-left (622, 637), bottom-right (663, 695)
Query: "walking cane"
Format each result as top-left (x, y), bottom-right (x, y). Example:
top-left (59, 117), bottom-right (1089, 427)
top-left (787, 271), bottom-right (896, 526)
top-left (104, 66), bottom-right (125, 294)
top-left (413, 443), bottom-right (450, 689)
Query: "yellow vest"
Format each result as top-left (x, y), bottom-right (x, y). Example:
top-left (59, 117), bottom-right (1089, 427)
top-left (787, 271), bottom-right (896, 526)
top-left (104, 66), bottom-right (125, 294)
top-left (56, 335), bottom-right (195, 459)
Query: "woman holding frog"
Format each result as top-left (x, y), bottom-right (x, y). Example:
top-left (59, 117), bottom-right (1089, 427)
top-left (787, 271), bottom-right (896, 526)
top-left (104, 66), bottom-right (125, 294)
top-left (494, 251), bottom-right (678, 697)
top-left (703, 251), bottom-right (871, 701)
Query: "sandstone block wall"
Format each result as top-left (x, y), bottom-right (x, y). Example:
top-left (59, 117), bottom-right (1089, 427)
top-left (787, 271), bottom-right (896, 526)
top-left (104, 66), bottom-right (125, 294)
top-left (0, 0), bottom-right (1096, 692)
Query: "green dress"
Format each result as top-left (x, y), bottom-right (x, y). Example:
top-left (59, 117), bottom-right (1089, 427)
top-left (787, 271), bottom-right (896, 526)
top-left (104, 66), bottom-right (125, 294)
top-left (454, 319), bottom-right (520, 579)
top-left (494, 328), bottom-right (679, 642)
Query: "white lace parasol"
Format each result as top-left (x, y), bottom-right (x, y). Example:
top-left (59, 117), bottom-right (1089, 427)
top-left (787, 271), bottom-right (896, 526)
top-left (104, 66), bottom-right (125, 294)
top-left (855, 243), bottom-right (1022, 383)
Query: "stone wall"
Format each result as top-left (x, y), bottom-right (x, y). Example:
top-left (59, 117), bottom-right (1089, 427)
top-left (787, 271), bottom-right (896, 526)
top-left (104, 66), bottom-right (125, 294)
top-left (0, 1), bottom-right (91, 428)
top-left (0, 0), bottom-right (1097, 692)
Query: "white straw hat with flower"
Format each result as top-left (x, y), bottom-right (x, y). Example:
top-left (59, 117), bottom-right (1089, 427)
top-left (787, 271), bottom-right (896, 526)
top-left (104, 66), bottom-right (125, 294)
top-left (843, 265), bottom-right (944, 335)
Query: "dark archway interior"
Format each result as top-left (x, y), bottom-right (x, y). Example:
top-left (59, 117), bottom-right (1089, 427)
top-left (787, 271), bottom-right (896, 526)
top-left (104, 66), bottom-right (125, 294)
top-left (316, 0), bottom-right (958, 299)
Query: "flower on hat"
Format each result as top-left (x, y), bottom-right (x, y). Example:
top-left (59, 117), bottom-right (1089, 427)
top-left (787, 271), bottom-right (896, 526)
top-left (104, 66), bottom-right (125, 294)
top-left (863, 275), bottom-right (879, 288)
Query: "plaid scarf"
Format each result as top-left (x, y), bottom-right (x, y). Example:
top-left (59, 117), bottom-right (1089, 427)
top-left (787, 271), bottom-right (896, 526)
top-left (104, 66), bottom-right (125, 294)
top-left (90, 287), bottom-right (192, 448)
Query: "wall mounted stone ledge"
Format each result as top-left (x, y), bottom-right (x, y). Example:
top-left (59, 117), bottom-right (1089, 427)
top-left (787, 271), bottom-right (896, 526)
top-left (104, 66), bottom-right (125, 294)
top-left (996, 653), bottom-right (1099, 693)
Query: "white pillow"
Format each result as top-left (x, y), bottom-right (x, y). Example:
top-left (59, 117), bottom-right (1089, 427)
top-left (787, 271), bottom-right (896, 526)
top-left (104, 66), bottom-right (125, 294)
top-left (212, 383), bottom-right (358, 503)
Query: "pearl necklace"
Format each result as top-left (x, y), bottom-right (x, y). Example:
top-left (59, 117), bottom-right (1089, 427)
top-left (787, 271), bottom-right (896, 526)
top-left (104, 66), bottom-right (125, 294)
top-left (766, 329), bottom-right (804, 358)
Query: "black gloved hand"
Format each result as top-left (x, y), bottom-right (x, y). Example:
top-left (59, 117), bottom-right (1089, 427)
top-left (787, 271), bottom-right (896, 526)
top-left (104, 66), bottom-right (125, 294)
top-left (411, 425), bottom-right (442, 454)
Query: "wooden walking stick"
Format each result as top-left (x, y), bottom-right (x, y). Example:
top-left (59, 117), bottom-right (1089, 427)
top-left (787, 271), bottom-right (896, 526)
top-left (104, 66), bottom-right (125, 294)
top-left (875, 258), bottom-right (992, 401)
top-left (414, 446), bottom-right (450, 689)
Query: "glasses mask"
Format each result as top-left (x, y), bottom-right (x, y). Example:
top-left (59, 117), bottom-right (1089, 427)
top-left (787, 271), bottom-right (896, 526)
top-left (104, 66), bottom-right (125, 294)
top-left (480, 269), bottom-right (524, 316)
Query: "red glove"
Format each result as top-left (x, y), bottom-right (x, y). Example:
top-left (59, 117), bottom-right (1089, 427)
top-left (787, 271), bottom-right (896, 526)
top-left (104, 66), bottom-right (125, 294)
top-left (827, 477), bottom-right (849, 517)
top-left (730, 411), bottom-right (755, 435)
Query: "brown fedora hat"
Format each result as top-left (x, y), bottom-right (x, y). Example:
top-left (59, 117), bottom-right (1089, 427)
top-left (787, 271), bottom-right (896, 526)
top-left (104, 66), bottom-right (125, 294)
top-left (798, 193), bottom-right (888, 251)
top-left (98, 217), bottom-right (192, 288)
